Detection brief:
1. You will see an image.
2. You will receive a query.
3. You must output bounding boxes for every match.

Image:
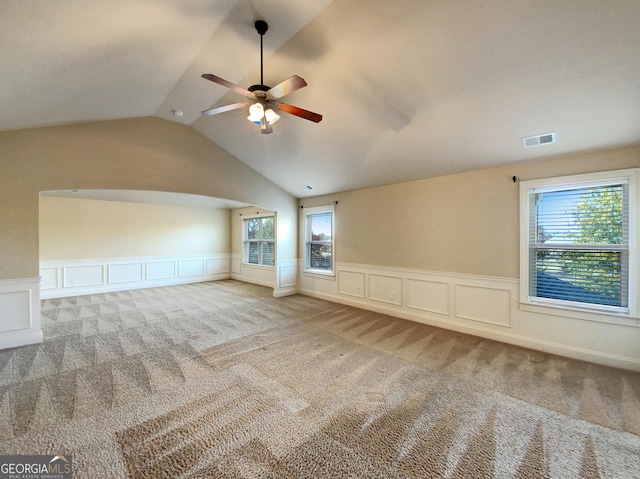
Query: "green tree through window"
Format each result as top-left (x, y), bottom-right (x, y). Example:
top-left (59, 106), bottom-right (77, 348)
top-left (532, 182), bottom-right (627, 308)
top-left (561, 186), bottom-right (624, 304)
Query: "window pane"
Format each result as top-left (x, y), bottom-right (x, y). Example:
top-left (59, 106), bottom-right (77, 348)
top-left (535, 184), bottom-right (625, 245)
top-left (247, 219), bottom-right (260, 240)
top-left (261, 217), bottom-right (275, 240)
top-left (261, 242), bottom-right (275, 266)
top-left (530, 181), bottom-right (628, 309)
top-left (310, 213), bottom-right (332, 241)
top-left (307, 243), bottom-right (332, 270)
top-left (533, 249), bottom-right (624, 307)
top-left (248, 242), bottom-right (259, 264)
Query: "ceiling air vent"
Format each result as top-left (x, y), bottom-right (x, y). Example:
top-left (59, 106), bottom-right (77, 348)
top-left (522, 132), bottom-right (556, 148)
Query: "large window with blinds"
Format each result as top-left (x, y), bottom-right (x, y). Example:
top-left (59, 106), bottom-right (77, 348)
top-left (243, 216), bottom-right (275, 266)
top-left (520, 169), bottom-right (638, 316)
top-left (304, 205), bottom-right (334, 275)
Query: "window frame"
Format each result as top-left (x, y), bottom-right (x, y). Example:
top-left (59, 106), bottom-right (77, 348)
top-left (303, 205), bottom-right (335, 277)
top-left (519, 168), bottom-right (639, 324)
top-left (242, 214), bottom-right (275, 268)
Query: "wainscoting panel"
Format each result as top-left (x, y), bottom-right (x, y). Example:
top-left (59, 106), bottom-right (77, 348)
top-left (300, 263), bottom-right (516, 328)
top-left (108, 263), bottom-right (143, 284)
top-left (0, 290), bottom-right (31, 333)
top-left (40, 267), bottom-right (58, 291)
top-left (63, 265), bottom-right (104, 288)
top-left (278, 260), bottom-right (298, 289)
top-left (207, 258), bottom-right (229, 275)
top-left (406, 278), bottom-right (450, 315)
top-left (455, 284), bottom-right (511, 327)
top-left (338, 270), bottom-right (365, 298)
top-left (368, 274), bottom-right (402, 306)
top-left (178, 259), bottom-right (205, 278)
top-left (230, 253), bottom-right (275, 290)
top-left (231, 256), bottom-right (242, 275)
top-left (40, 254), bottom-right (231, 299)
top-left (298, 262), bottom-right (640, 371)
top-left (146, 261), bottom-right (175, 280)
top-left (0, 278), bottom-right (42, 349)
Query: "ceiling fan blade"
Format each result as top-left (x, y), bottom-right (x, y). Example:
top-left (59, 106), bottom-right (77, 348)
top-left (201, 102), bottom-right (248, 116)
top-left (201, 74), bottom-right (252, 96)
top-left (276, 103), bottom-right (323, 123)
top-left (268, 75), bottom-right (307, 99)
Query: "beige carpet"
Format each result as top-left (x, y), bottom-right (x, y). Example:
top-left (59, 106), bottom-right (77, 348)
top-left (0, 280), bottom-right (638, 478)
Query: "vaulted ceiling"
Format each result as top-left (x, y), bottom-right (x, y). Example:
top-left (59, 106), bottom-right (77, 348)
top-left (3, 0), bottom-right (640, 198)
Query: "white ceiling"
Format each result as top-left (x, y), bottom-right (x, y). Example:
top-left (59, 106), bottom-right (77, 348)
top-left (3, 0), bottom-right (640, 199)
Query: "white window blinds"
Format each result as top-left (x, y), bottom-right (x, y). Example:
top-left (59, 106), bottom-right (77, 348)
top-left (243, 216), bottom-right (275, 266)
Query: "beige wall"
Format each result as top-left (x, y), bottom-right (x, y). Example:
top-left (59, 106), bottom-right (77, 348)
top-left (0, 117), bottom-right (297, 281)
top-left (299, 144), bottom-right (640, 278)
top-left (39, 196), bottom-right (230, 260)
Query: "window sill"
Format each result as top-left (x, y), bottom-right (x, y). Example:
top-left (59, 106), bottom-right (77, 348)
top-left (241, 263), bottom-right (275, 270)
top-left (303, 269), bottom-right (335, 280)
top-left (520, 300), bottom-right (639, 327)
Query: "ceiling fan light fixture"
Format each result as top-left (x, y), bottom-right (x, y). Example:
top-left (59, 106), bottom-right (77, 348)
top-left (265, 108), bottom-right (280, 125)
top-left (247, 102), bottom-right (264, 123)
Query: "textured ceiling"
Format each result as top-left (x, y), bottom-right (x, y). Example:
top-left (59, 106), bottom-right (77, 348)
top-left (3, 0), bottom-right (640, 199)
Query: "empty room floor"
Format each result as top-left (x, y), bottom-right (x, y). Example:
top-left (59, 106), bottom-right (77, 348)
top-left (0, 280), bottom-right (638, 478)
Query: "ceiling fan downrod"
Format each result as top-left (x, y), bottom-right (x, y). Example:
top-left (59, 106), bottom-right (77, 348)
top-left (255, 20), bottom-right (268, 87)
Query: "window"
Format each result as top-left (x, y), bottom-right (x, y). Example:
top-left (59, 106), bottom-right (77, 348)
top-left (304, 206), bottom-right (334, 275)
top-left (243, 216), bottom-right (275, 266)
top-left (520, 169), bottom-right (638, 317)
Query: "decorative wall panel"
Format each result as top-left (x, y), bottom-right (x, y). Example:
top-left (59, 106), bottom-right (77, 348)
top-left (178, 259), bottom-right (205, 277)
top-left (109, 263), bottom-right (143, 284)
top-left (406, 278), bottom-right (450, 315)
top-left (368, 274), bottom-right (403, 306)
top-left (455, 284), bottom-right (511, 327)
top-left (40, 255), bottom-right (230, 299)
top-left (338, 270), bottom-right (365, 298)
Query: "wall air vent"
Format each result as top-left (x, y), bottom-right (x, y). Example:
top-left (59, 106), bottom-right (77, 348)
top-left (522, 132), bottom-right (556, 148)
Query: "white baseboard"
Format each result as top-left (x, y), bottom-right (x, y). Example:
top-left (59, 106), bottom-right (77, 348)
top-left (273, 287), bottom-right (298, 298)
top-left (0, 277), bottom-right (42, 350)
top-left (299, 262), bottom-right (640, 372)
top-left (40, 254), bottom-right (231, 299)
top-left (0, 328), bottom-right (43, 350)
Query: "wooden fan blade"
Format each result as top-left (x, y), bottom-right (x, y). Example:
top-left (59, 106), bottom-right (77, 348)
top-left (268, 75), bottom-right (307, 99)
top-left (201, 74), bottom-right (252, 96)
top-left (201, 102), bottom-right (248, 116)
top-left (276, 103), bottom-right (323, 123)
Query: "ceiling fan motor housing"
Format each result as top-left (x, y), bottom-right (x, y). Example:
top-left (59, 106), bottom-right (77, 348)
top-left (248, 85), bottom-right (270, 92)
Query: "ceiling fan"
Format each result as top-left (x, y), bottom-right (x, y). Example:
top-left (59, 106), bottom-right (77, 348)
top-left (201, 20), bottom-right (323, 134)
